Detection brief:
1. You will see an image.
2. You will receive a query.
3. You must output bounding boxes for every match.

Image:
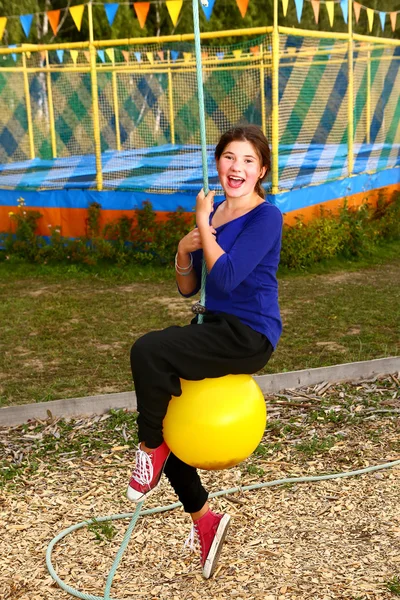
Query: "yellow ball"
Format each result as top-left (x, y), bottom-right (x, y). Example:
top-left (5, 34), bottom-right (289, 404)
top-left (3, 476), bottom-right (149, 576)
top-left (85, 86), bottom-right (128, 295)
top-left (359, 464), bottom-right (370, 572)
top-left (163, 374), bottom-right (266, 470)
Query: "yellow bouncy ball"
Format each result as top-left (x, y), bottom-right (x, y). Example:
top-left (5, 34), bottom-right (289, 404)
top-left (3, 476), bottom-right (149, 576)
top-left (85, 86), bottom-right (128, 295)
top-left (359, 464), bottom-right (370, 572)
top-left (163, 374), bottom-right (267, 470)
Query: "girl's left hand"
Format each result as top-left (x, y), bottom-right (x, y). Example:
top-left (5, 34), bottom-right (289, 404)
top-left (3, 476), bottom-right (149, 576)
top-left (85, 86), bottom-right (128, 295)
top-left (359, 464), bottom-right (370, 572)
top-left (196, 188), bottom-right (216, 225)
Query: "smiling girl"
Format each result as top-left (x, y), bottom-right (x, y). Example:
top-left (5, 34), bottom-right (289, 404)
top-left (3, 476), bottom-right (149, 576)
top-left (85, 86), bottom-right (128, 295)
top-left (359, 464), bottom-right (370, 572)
top-left (127, 125), bottom-right (283, 579)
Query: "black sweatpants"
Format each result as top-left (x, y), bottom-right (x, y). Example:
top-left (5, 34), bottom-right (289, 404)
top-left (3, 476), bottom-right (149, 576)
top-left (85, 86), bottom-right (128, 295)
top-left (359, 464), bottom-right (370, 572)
top-left (130, 312), bottom-right (273, 513)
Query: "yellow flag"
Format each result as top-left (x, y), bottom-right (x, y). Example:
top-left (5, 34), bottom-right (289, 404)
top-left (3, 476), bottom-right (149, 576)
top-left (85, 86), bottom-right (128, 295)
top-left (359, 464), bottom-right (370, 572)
top-left (233, 49), bottom-right (243, 60)
top-left (70, 50), bottom-right (79, 65)
top-left (366, 7), bottom-right (374, 32)
top-left (281, 0), bottom-right (289, 17)
top-left (326, 1), bottom-right (334, 27)
top-left (106, 48), bottom-right (115, 63)
top-left (0, 17), bottom-right (7, 40)
top-left (69, 5), bottom-right (85, 31)
top-left (146, 52), bottom-right (154, 64)
top-left (183, 52), bottom-right (192, 63)
top-left (166, 0), bottom-right (183, 26)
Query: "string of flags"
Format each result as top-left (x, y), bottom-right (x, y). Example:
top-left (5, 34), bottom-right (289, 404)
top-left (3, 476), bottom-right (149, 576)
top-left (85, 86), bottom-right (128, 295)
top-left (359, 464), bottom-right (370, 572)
top-left (0, 0), bottom-right (397, 55)
top-left (284, 0), bottom-right (399, 32)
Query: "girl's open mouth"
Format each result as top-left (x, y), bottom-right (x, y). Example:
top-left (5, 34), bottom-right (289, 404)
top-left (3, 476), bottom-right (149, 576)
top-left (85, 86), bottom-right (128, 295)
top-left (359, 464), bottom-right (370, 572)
top-left (227, 176), bottom-right (245, 189)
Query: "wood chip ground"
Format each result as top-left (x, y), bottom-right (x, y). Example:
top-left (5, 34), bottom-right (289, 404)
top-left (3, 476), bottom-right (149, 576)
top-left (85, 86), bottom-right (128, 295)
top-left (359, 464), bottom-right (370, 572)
top-left (1, 375), bottom-right (400, 600)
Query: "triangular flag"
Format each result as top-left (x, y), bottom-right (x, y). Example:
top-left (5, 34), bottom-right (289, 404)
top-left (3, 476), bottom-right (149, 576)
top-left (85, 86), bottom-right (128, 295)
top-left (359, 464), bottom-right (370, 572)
top-left (0, 17), bottom-right (7, 40)
top-left (106, 48), bottom-right (115, 63)
top-left (97, 50), bottom-right (105, 63)
top-left (216, 52), bottom-right (224, 60)
top-left (122, 50), bottom-right (130, 62)
top-left (104, 3), bottom-right (119, 26)
top-left (133, 3), bottom-right (150, 29)
top-left (9, 45), bottom-right (17, 62)
top-left (326, 1), bottom-right (334, 27)
top-left (366, 7), bottom-right (374, 32)
top-left (236, 0), bottom-right (249, 18)
top-left (340, 0), bottom-right (348, 24)
top-left (166, 1), bottom-right (183, 26)
top-left (233, 49), bottom-right (243, 59)
top-left (56, 50), bottom-right (64, 63)
top-left (282, 0), bottom-right (289, 17)
top-left (294, 0), bottom-right (304, 23)
top-left (47, 10), bottom-right (60, 36)
top-left (250, 46), bottom-right (260, 56)
top-left (311, 0), bottom-right (320, 24)
top-left (182, 52), bottom-right (190, 63)
top-left (40, 51), bottom-right (46, 63)
top-left (171, 50), bottom-right (179, 61)
top-left (201, 0), bottom-right (216, 21)
top-left (70, 50), bottom-right (78, 65)
top-left (84, 51), bottom-right (90, 63)
top-left (201, 51), bottom-right (208, 60)
top-left (134, 52), bottom-right (142, 62)
top-left (20, 14), bottom-right (33, 38)
top-left (390, 12), bottom-right (397, 32)
top-left (146, 52), bottom-right (154, 64)
top-left (157, 51), bottom-right (164, 61)
top-left (353, 2), bottom-right (361, 23)
top-left (69, 5), bottom-right (85, 31)
top-left (379, 12), bottom-right (386, 31)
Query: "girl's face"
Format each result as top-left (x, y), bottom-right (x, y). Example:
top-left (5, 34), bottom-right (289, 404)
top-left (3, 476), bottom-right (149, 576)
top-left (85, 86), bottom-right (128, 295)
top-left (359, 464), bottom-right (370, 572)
top-left (217, 140), bottom-right (266, 199)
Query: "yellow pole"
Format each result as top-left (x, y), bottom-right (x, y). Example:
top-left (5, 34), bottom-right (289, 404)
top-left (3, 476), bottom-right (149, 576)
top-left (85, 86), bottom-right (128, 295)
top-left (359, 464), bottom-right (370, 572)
top-left (88, 1), bottom-right (103, 190)
top-left (45, 51), bottom-right (57, 158)
top-left (260, 43), bottom-right (266, 137)
top-left (347, 0), bottom-right (354, 176)
top-left (366, 48), bottom-right (371, 145)
top-left (111, 67), bottom-right (121, 151)
top-left (271, 0), bottom-right (279, 194)
top-left (22, 52), bottom-right (35, 160)
top-left (167, 52), bottom-right (176, 145)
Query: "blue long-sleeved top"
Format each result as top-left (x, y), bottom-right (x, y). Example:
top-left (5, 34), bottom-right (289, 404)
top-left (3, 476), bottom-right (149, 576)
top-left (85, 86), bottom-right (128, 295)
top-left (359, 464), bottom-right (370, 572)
top-left (179, 200), bottom-right (283, 349)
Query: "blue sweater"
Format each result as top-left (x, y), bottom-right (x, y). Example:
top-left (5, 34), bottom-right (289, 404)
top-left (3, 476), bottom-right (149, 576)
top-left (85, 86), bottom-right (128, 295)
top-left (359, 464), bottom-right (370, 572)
top-left (179, 200), bottom-right (283, 349)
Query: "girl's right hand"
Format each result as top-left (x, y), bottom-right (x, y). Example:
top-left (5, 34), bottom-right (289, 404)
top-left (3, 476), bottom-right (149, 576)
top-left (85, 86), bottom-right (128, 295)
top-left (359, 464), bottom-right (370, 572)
top-left (178, 226), bottom-right (217, 254)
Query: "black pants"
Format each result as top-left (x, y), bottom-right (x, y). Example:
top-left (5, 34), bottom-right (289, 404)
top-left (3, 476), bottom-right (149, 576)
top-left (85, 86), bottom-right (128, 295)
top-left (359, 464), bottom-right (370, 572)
top-left (130, 312), bottom-right (273, 513)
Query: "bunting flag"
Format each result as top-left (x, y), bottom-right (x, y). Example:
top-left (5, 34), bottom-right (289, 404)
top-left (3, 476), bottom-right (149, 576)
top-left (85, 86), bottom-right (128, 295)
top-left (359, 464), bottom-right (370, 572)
top-left (0, 17), bottom-right (7, 40)
top-left (216, 51), bottom-right (224, 59)
top-left (250, 46), bottom-right (260, 56)
top-left (104, 3), bottom-right (119, 26)
top-left (47, 10), bottom-right (61, 36)
top-left (40, 51), bottom-right (46, 63)
top-left (340, 0), bottom-right (348, 24)
top-left (84, 50), bottom-right (90, 63)
top-left (233, 49), bottom-right (243, 59)
top-left (69, 5), bottom-right (85, 31)
top-left (166, 1), bottom-right (183, 26)
top-left (146, 52), bottom-right (154, 64)
top-left (294, 0), bottom-right (304, 23)
top-left (326, 1), bottom-right (334, 28)
top-left (170, 50), bottom-right (179, 61)
top-left (183, 52), bottom-right (191, 63)
top-left (236, 0), bottom-right (249, 18)
top-left (9, 45), bottom-right (17, 62)
top-left (390, 12), bottom-right (397, 32)
top-left (353, 2), bottom-right (361, 23)
top-left (134, 51), bottom-right (142, 62)
top-left (97, 49), bottom-right (105, 62)
top-left (157, 50), bottom-right (164, 61)
top-left (201, 51), bottom-right (208, 60)
top-left (122, 50), bottom-right (130, 62)
top-left (56, 50), bottom-right (64, 63)
top-left (281, 0), bottom-right (289, 18)
top-left (201, 0), bottom-right (215, 21)
top-left (366, 7), bottom-right (374, 32)
top-left (20, 14), bottom-right (33, 38)
top-left (379, 12), bottom-right (386, 31)
top-left (133, 3), bottom-right (150, 29)
top-left (311, 0), bottom-right (320, 24)
top-left (70, 49), bottom-right (79, 65)
top-left (106, 48), bottom-right (115, 63)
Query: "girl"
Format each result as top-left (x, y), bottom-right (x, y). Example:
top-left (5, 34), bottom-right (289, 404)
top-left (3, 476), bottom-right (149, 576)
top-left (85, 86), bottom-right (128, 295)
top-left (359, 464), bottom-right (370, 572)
top-left (127, 125), bottom-right (283, 579)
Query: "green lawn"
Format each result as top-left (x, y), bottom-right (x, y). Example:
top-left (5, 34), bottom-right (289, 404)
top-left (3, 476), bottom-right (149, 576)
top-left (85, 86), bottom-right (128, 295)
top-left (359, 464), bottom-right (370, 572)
top-left (1, 242), bottom-right (399, 407)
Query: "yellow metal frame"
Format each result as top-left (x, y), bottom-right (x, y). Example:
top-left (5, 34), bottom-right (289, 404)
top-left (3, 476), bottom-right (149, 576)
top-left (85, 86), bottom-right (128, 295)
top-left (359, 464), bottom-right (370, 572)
top-left (167, 52), bottom-right (176, 145)
top-left (88, 1), bottom-right (103, 191)
top-left (271, 0), bottom-right (279, 194)
top-left (45, 50), bottom-right (57, 158)
top-left (347, 0), bottom-right (354, 176)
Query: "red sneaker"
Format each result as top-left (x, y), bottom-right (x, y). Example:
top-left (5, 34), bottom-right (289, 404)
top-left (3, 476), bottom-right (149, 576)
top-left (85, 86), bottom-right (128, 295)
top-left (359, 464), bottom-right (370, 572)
top-left (127, 441), bottom-right (170, 502)
top-left (185, 510), bottom-right (231, 579)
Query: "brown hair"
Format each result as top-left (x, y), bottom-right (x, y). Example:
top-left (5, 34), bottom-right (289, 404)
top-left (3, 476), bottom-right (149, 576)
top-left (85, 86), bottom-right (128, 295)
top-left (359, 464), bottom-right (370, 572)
top-left (214, 125), bottom-right (271, 198)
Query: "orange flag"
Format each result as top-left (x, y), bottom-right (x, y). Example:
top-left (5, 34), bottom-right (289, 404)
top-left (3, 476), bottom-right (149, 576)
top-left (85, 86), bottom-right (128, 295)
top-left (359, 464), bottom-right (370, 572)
top-left (133, 3), bottom-right (150, 29)
top-left (122, 50), bottom-right (130, 63)
top-left (236, 0), bottom-right (249, 18)
top-left (311, 0), bottom-right (320, 24)
top-left (250, 46), bottom-right (260, 56)
top-left (353, 2), bottom-right (361, 23)
top-left (157, 51), bottom-right (164, 61)
top-left (84, 51), bottom-right (90, 63)
top-left (390, 12), bottom-right (397, 32)
top-left (47, 9), bottom-right (61, 35)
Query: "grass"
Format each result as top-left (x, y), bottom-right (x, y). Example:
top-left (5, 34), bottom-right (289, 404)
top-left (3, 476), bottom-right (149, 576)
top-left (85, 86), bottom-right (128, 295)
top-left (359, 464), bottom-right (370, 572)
top-left (0, 241), bottom-right (399, 407)
top-left (386, 576), bottom-right (400, 596)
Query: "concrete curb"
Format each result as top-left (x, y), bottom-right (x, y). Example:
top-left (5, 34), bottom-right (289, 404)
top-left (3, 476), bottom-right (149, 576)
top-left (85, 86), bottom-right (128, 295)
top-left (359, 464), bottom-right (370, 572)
top-left (1, 356), bottom-right (399, 427)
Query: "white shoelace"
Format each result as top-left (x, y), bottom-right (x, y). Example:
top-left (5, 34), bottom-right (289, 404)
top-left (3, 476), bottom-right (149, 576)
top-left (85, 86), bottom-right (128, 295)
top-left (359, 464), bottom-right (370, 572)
top-left (184, 523), bottom-right (200, 554)
top-left (132, 447), bottom-right (153, 486)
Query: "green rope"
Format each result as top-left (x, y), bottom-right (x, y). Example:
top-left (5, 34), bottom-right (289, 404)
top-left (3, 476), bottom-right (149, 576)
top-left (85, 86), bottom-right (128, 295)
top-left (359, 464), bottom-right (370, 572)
top-left (46, 459), bottom-right (400, 599)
